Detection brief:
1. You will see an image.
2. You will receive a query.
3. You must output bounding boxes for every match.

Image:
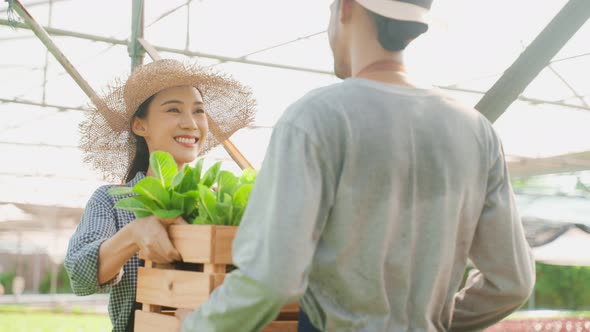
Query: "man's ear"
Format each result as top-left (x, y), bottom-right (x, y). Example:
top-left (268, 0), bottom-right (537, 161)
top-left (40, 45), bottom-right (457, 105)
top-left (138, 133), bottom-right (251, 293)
top-left (131, 117), bottom-right (148, 137)
top-left (339, 0), bottom-right (354, 23)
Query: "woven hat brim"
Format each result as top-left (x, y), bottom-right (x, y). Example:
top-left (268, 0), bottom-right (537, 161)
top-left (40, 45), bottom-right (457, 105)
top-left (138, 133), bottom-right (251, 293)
top-left (80, 60), bottom-right (256, 183)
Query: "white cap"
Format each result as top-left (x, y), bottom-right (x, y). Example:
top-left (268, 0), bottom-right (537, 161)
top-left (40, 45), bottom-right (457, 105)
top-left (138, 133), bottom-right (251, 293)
top-left (356, 0), bottom-right (432, 24)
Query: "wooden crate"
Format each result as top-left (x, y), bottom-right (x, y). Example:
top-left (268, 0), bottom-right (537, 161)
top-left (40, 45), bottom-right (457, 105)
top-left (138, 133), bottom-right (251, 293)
top-left (135, 224), bottom-right (299, 332)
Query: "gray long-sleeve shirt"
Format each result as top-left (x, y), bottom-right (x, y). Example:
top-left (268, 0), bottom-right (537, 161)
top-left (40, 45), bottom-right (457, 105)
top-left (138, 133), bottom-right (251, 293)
top-left (182, 78), bottom-right (536, 332)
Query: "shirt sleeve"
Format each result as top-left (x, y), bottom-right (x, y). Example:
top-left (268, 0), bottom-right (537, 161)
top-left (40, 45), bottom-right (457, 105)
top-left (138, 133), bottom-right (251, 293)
top-left (450, 139), bottom-right (536, 331)
top-left (181, 123), bottom-right (336, 332)
top-left (64, 189), bottom-right (124, 295)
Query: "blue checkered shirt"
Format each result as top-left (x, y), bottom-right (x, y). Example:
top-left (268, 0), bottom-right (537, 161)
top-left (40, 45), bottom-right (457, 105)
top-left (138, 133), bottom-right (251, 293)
top-left (65, 172), bottom-right (145, 332)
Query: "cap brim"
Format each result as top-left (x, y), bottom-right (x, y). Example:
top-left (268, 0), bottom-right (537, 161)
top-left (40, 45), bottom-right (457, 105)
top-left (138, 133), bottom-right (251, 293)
top-left (356, 0), bottom-right (430, 24)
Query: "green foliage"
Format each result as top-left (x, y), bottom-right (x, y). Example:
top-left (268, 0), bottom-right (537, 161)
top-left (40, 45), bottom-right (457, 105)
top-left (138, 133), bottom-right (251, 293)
top-left (0, 312), bottom-right (111, 332)
top-left (0, 271), bottom-right (16, 294)
top-left (39, 264), bottom-right (72, 294)
top-left (462, 263), bottom-right (590, 310)
top-left (530, 263), bottom-right (590, 310)
top-left (109, 151), bottom-right (257, 226)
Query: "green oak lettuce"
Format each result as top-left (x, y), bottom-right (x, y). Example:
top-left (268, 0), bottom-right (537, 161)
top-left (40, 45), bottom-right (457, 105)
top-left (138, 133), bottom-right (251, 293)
top-left (108, 151), bottom-right (256, 226)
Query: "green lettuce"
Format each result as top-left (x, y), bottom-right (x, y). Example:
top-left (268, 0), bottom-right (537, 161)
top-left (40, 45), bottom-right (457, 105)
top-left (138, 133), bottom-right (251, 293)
top-left (108, 151), bottom-right (256, 226)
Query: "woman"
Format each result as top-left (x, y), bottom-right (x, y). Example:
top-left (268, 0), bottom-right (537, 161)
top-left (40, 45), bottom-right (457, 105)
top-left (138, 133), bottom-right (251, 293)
top-left (65, 59), bottom-right (255, 332)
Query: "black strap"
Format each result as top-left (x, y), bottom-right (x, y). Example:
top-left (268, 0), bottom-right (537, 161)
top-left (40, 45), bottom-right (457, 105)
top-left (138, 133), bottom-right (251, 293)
top-left (124, 302), bottom-right (143, 332)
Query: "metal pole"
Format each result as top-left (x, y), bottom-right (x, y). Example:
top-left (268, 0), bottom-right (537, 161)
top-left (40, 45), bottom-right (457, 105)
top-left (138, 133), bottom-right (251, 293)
top-left (0, 18), bottom-right (333, 76)
top-left (0, 18), bottom-right (129, 45)
top-left (0, 97), bottom-right (89, 111)
top-left (130, 0), bottom-right (145, 70)
top-left (442, 87), bottom-right (590, 112)
top-left (137, 38), bottom-right (254, 170)
top-left (7, 0), bottom-right (126, 130)
top-left (476, 0), bottom-right (590, 122)
top-left (4, 18), bottom-right (590, 113)
top-left (41, 0), bottom-right (53, 104)
top-left (185, 0), bottom-right (191, 50)
top-left (0, 0), bottom-right (68, 13)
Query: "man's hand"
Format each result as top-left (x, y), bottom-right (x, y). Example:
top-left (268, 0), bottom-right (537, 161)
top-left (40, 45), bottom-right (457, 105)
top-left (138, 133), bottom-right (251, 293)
top-left (175, 308), bottom-right (195, 331)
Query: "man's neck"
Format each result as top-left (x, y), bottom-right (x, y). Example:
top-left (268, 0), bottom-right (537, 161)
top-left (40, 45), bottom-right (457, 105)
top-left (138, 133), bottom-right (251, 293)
top-left (353, 56), bottom-right (416, 88)
top-left (348, 38), bottom-right (415, 87)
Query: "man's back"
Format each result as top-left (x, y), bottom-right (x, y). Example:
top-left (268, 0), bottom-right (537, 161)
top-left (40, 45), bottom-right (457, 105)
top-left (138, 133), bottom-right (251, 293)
top-left (178, 2), bottom-right (535, 332)
top-left (275, 78), bottom-right (536, 331)
top-left (179, 77), bottom-right (535, 332)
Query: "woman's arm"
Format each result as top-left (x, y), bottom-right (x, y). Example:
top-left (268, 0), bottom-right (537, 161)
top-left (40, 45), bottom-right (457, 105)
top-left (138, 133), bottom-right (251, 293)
top-left (97, 216), bottom-right (183, 284)
top-left (97, 222), bottom-right (139, 285)
top-left (65, 193), bottom-right (119, 295)
top-left (66, 187), bottom-right (184, 294)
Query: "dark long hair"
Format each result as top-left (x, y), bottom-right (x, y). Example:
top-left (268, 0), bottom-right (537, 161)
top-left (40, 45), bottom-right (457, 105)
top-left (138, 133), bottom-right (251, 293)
top-left (125, 95), bottom-right (154, 183)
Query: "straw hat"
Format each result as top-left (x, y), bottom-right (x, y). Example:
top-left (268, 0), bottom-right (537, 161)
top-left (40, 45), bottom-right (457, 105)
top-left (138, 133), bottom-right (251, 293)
top-left (80, 59), bottom-right (256, 183)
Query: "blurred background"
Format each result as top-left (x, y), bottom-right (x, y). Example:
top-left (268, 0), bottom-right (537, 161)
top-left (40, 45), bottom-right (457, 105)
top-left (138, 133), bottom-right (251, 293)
top-left (0, 0), bottom-right (589, 331)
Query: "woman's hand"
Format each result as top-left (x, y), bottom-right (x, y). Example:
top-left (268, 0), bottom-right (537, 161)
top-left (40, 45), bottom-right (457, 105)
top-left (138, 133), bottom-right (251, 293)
top-left (130, 216), bottom-right (186, 263)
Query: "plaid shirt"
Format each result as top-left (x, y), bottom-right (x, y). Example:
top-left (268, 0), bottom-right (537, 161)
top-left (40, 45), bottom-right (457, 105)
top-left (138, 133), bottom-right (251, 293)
top-left (65, 172), bottom-right (145, 332)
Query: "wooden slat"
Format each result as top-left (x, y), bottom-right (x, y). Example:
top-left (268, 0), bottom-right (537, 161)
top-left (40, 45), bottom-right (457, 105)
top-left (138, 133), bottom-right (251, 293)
top-left (211, 273), bottom-right (226, 291)
top-left (262, 321), bottom-right (299, 332)
top-left (169, 225), bottom-right (237, 264)
top-left (135, 311), bottom-right (297, 332)
top-left (277, 302), bottom-right (300, 321)
top-left (281, 302), bottom-right (300, 313)
top-left (142, 303), bottom-right (161, 313)
top-left (212, 226), bottom-right (236, 264)
top-left (136, 268), bottom-right (213, 309)
top-left (135, 311), bottom-right (178, 332)
top-left (169, 225), bottom-right (214, 263)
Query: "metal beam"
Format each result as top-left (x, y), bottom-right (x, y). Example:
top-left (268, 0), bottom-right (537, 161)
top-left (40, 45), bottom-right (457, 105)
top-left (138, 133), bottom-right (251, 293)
top-left (442, 87), bottom-right (590, 112)
top-left (0, 18), bottom-right (333, 75)
top-left (507, 151), bottom-right (590, 177)
top-left (4, 17), bottom-right (590, 114)
top-left (129, 0), bottom-right (145, 70)
top-left (41, 0), bottom-right (54, 104)
top-left (137, 38), bottom-right (160, 60)
top-left (551, 52), bottom-right (590, 64)
top-left (146, 2), bottom-right (188, 29)
top-left (0, 140), bottom-right (78, 149)
top-left (0, 18), bottom-right (129, 45)
top-left (0, 35), bottom-right (37, 41)
top-left (2, 10), bottom-right (590, 115)
top-left (547, 65), bottom-right (589, 108)
top-left (7, 0), bottom-right (126, 130)
top-left (475, 0), bottom-right (590, 122)
top-left (185, 0), bottom-right (191, 50)
top-left (0, 97), bottom-right (89, 111)
top-left (0, 0), bottom-right (68, 13)
top-left (215, 30), bottom-right (327, 66)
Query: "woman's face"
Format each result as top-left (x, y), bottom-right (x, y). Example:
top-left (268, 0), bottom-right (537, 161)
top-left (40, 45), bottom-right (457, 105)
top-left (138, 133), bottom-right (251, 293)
top-left (132, 85), bottom-right (209, 167)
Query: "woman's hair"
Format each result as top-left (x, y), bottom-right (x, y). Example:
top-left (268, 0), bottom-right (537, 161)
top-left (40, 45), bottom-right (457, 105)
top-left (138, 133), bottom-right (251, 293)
top-left (125, 95), bottom-right (154, 183)
top-left (371, 13), bottom-right (429, 52)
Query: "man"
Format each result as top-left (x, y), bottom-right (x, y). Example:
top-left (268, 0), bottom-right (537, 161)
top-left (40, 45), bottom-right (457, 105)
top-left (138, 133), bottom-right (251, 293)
top-left (178, 0), bottom-right (536, 331)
